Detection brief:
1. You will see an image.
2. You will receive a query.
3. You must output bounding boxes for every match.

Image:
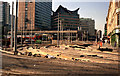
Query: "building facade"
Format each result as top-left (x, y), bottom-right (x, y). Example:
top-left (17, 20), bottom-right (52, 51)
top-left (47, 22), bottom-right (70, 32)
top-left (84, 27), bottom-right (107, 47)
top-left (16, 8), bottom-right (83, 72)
top-left (18, 0), bottom-right (52, 31)
top-left (78, 18), bottom-right (95, 41)
top-left (79, 18), bottom-right (95, 36)
top-left (51, 5), bottom-right (80, 30)
top-left (104, 23), bottom-right (107, 36)
top-left (97, 30), bottom-right (102, 41)
top-left (9, 15), bottom-right (15, 31)
top-left (103, 23), bottom-right (108, 41)
top-left (0, 2), bottom-right (10, 36)
top-left (0, 2), bottom-right (10, 26)
top-left (0, 1), bottom-right (10, 47)
top-left (106, 0), bottom-right (120, 47)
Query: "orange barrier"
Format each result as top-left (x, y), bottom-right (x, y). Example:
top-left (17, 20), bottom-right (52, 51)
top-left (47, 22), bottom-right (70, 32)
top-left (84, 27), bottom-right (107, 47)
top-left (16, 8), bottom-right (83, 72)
top-left (100, 42), bottom-right (102, 47)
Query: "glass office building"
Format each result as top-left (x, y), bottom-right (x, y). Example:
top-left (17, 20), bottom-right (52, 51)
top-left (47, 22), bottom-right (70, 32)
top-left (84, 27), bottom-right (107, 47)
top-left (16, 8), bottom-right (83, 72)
top-left (18, 0), bottom-right (52, 31)
top-left (0, 2), bottom-right (10, 26)
top-left (0, 1), bottom-right (10, 47)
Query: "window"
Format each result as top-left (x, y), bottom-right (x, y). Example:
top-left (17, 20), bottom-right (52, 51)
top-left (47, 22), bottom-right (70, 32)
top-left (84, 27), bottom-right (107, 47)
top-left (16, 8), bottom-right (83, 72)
top-left (117, 14), bottom-right (119, 25)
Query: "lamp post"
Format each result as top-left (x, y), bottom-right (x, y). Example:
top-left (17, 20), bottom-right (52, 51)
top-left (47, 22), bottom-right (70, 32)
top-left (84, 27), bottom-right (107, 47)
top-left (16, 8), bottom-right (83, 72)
top-left (11, 2), bottom-right (14, 48)
top-left (96, 30), bottom-right (98, 45)
top-left (60, 19), bottom-right (64, 44)
top-left (21, 4), bottom-right (23, 46)
top-left (57, 13), bottom-right (60, 47)
top-left (14, 0), bottom-right (18, 55)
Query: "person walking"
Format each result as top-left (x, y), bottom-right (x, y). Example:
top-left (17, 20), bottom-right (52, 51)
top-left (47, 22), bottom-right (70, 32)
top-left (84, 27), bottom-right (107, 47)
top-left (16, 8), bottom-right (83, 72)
top-left (114, 41), bottom-right (117, 50)
top-left (102, 40), bottom-right (105, 46)
top-left (114, 41), bottom-right (116, 47)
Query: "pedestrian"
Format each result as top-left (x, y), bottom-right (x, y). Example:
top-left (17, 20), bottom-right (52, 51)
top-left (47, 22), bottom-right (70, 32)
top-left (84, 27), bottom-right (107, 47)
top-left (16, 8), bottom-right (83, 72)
top-left (108, 40), bottom-right (110, 44)
top-left (99, 41), bottom-right (102, 49)
top-left (114, 41), bottom-right (117, 47)
top-left (102, 40), bottom-right (105, 46)
top-left (105, 39), bottom-right (107, 44)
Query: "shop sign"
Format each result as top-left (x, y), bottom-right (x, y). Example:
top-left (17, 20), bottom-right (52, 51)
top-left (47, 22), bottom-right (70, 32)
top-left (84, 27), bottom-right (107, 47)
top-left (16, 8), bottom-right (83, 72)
top-left (115, 29), bottom-right (119, 33)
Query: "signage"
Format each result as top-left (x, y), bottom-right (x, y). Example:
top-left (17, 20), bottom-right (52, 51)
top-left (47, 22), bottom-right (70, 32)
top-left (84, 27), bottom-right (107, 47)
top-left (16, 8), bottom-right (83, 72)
top-left (115, 25), bottom-right (120, 28)
top-left (116, 8), bottom-right (120, 13)
top-left (115, 29), bottom-right (119, 33)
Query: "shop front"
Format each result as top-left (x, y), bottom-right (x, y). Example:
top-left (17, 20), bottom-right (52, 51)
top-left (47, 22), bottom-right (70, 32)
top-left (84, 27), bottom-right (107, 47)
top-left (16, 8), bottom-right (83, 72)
top-left (110, 28), bottom-right (120, 47)
top-left (108, 28), bottom-right (120, 47)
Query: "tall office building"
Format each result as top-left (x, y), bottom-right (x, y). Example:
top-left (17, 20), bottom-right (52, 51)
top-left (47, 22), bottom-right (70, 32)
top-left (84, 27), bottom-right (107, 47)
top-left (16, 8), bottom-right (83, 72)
top-left (18, 0), bottom-right (52, 31)
top-left (0, 1), bottom-right (10, 47)
top-left (0, 2), bottom-right (10, 26)
top-left (0, 1), bottom-right (3, 47)
top-left (0, 2), bottom-right (10, 35)
top-left (52, 5), bottom-right (80, 30)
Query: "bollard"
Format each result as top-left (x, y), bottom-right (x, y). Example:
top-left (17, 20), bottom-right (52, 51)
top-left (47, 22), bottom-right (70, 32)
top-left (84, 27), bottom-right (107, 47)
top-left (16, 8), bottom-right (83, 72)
top-left (14, 51), bottom-right (18, 55)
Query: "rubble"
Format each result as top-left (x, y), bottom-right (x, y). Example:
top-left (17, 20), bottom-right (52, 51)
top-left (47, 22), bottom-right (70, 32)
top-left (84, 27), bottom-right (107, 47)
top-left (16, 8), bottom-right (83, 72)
top-left (45, 54), bottom-right (56, 59)
top-left (33, 54), bottom-right (41, 57)
top-left (80, 55), bottom-right (84, 57)
top-left (13, 43), bottom-right (119, 64)
top-left (28, 52), bottom-right (32, 56)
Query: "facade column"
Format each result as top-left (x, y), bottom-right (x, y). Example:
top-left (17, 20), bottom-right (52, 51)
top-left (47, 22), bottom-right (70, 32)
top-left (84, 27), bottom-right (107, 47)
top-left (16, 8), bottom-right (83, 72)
top-left (116, 34), bottom-right (119, 48)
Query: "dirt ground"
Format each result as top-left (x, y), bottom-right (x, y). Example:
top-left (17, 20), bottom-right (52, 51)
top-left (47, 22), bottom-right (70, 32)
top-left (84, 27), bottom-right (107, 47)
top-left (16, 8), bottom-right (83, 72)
top-left (1, 52), bottom-right (119, 75)
top-left (1, 42), bottom-right (120, 75)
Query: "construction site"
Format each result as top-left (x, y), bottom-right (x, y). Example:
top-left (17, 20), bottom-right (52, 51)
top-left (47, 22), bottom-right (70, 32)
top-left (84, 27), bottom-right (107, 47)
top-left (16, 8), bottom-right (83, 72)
top-left (1, 40), bottom-right (119, 75)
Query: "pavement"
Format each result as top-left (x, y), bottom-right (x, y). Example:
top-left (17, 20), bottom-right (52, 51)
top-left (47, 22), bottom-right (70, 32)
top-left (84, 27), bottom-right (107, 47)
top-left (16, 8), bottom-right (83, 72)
top-left (0, 49), bottom-right (15, 55)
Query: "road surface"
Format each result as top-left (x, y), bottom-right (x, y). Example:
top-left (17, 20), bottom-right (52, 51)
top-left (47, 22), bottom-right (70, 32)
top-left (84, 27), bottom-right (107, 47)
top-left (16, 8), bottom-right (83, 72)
top-left (1, 52), bottom-right (119, 75)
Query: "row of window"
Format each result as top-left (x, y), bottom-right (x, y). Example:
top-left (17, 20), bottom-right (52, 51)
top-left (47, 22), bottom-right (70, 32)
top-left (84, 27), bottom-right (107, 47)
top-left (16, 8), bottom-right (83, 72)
top-left (60, 16), bottom-right (78, 18)
top-left (52, 18), bottom-right (79, 22)
top-left (53, 15), bottom-right (78, 19)
top-left (52, 22), bottom-right (79, 25)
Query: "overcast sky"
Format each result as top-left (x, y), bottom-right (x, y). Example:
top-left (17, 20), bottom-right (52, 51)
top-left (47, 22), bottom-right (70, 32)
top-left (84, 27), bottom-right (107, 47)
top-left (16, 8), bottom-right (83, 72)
top-left (0, 0), bottom-right (110, 35)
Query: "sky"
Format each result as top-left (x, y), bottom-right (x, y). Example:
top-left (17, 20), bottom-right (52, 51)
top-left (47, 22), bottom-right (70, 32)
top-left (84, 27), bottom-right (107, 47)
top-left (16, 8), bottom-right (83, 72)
top-left (0, 0), bottom-right (110, 35)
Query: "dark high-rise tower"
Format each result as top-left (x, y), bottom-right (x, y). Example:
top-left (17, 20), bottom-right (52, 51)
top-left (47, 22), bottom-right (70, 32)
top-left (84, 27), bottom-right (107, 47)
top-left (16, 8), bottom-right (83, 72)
top-left (0, 1), bottom-right (10, 46)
